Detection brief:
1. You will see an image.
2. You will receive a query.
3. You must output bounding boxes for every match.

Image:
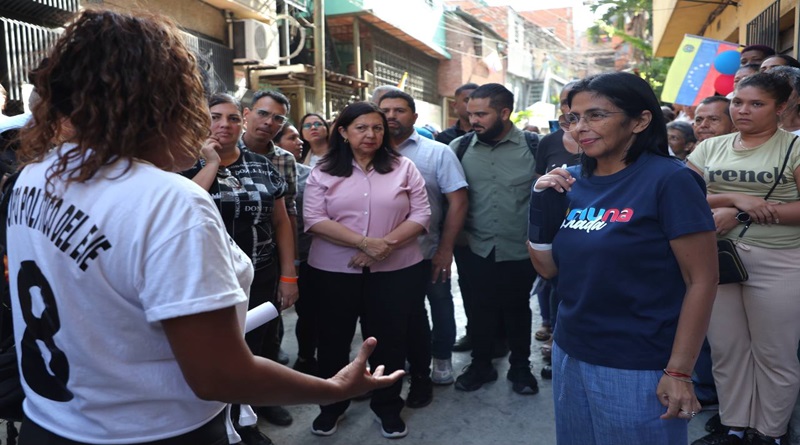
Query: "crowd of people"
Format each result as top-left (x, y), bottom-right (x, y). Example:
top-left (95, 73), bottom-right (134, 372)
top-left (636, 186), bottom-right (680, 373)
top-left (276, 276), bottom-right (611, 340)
top-left (3, 7), bottom-right (800, 445)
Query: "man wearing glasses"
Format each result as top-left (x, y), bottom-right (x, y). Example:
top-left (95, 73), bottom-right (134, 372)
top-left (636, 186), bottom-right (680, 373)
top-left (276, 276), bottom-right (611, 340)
top-left (240, 90), bottom-right (299, 429)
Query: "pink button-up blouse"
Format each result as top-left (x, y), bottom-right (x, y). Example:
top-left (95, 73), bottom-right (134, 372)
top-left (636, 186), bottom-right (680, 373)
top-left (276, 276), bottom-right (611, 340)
top-left (304, 156), bottom-right (431, 273)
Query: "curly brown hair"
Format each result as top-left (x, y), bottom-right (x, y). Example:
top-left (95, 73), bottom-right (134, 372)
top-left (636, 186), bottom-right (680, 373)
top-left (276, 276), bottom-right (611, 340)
top-left (18, 9), bottom-right (209, 185)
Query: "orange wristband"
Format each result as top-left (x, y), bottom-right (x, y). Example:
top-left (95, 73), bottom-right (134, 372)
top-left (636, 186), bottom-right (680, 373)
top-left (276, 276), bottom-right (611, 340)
top-left (279, 276), bottom-right (298, 284)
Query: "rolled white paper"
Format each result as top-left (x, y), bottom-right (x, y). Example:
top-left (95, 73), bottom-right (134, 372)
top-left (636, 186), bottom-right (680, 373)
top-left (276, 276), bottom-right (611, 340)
top-left (244, 302), bottom-right (279, 333)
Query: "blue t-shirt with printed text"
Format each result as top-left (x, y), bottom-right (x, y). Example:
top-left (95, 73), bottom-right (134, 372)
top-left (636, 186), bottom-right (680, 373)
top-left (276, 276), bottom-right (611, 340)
top-left (551, 152), bottom-right (714, 370)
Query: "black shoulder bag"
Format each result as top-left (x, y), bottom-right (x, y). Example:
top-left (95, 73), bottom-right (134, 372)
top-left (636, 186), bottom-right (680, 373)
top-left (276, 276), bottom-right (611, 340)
top-left (717, 135), bottom-right (798, 284)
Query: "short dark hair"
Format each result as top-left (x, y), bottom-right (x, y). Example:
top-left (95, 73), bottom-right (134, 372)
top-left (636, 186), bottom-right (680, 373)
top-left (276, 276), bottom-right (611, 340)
top-left (319, 101), bottom-right (399, 177)
top-left (455, 83), bottom-right (479, 96)
top-left (567, 72), bottom-right (669, 177)
top-left (699, 95), bottom-right (730, 106)
top-left (469, 83), bottom-right (514, 113)
top-left (765, 54), bottom-right (800, 69)
top-left (737, 64), bottom-right (761, 74)
top-left (667, 121), bottom-right (696, 143)
top-left (698, 96), bottom-right (731, 118)
top-left (273, 123), bottom-right (297, 146)
top-left (737, 71), bottom-right (793, 104)
top-left (378, 90), bottom-right (416, 113)
top-left (208, 93), bottom-right (241, 112)
top-left (661, 106), bottom-right (676, 122)
top-left (741, 45), bottom-right (775, 58)
top-left (251, 90), bottom-right (290, 113)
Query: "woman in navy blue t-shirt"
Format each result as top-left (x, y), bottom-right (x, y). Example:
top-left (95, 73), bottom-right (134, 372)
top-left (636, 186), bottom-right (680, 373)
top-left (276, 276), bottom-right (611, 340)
top-left (529, 72), bottom-right (718, 445)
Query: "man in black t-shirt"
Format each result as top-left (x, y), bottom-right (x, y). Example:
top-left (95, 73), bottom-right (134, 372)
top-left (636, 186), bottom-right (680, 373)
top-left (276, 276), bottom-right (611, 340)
top-left (535, 81), bottom-right (581, 177)
top-left (436, 83), bottom-right (478, 146)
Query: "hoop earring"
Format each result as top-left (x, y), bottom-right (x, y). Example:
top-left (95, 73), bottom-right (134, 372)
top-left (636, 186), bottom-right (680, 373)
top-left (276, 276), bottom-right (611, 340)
top-left (344, 138), bottom-right (349, 144)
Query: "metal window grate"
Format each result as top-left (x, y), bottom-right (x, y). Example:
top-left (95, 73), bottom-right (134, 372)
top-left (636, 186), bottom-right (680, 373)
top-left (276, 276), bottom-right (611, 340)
top-left (746, 0), bottom-right (780, 50)
top-left (0, 18), bottom-right (61, 102)
top-left (0, 0), bottom-right (79, 28)
top-left (182, 32), bottom-right (236, 94)
top-left (372, 28), bottom-right (438, 104)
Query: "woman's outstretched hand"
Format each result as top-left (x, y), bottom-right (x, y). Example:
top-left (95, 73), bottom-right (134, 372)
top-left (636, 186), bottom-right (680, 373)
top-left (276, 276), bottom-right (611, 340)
top-left (328, 337), bottom-right (405, 399)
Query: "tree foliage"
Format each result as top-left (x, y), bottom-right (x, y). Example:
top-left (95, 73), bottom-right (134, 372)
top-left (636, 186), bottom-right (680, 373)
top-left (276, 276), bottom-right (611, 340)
top-left (585, 0), bottom-right (672, 100)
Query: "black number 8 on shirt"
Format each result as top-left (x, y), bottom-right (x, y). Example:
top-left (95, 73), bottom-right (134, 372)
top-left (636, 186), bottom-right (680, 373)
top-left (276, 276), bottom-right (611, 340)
top-left (17, 260), bottom-right (73, 402)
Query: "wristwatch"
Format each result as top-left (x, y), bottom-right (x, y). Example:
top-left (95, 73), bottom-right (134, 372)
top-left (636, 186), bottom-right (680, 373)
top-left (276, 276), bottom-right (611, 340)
top-left (735, 211), bottom-right (751, 224)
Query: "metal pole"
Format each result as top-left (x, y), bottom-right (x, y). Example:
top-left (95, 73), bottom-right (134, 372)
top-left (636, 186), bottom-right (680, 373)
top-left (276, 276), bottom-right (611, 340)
top-left (353, 17), bottom-right (362, 98)
top-left (313, 0), bottom-right (326, 116)
top-left (282, 2), bottom-right (291, 66)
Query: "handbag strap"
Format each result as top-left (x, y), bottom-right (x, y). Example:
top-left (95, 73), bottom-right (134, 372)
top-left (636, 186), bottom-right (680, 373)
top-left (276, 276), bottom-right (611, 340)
top-left (736, 134), bottom-right (798, 239)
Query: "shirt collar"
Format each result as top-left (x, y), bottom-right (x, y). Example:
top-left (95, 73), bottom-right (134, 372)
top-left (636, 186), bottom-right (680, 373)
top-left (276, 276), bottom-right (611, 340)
top-left (395, 130), bottom-right (421, 152)
top-left (238, 134), bottom-right (276, 154)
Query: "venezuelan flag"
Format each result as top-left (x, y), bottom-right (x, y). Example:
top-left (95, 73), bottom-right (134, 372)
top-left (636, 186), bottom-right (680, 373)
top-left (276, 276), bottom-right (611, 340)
top-left (661, 35), bottom-right (741, 106)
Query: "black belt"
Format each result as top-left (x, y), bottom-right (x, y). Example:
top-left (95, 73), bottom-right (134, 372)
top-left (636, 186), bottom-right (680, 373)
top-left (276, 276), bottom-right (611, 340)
top-left (19, 409), bottom-right (227, 445)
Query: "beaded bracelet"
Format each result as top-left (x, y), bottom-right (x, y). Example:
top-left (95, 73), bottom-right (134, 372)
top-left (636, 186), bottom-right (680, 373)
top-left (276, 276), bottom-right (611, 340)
top-left (279, 276), bottom-right (298, 284)
top-left (357, 237), bottom-right (368, 251)
top-left (663, 369), bottom-right (693, 383)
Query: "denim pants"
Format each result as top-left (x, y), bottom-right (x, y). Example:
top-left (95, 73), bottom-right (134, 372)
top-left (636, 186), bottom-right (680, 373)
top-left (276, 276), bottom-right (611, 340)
top-left (407, 260), bottom-right (457, 377)
top-left (425, 273), bottom-right (457, 359)
top-left (552, 342), bottom-right (687, 445)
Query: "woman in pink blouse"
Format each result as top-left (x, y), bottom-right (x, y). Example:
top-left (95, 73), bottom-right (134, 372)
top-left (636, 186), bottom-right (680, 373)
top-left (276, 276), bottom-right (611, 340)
top-left (304, 101), bottom-right (430, 439)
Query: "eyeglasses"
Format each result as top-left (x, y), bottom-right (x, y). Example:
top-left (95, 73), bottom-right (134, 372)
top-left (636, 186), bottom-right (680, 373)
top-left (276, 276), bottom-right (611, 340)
top-left (559, 110), bottom-right (627, 130)
top-left (302, 122), bottom-right (325, 129)
top-left (254, 109), bottom-right (287, 125)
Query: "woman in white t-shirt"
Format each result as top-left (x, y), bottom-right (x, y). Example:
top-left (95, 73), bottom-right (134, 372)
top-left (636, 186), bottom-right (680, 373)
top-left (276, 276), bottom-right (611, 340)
top-left (7, 9), bottom-right (402, 445)
top-left (687, 72), bottom-right (800, 445)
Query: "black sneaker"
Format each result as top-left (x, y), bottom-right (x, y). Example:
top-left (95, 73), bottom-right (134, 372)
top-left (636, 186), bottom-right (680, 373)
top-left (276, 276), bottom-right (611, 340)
top-left (452, 334), bottom-right (472, 352)
top-left (310, 412), bottom-right (342, 436)
top-left (256, 406), bottom-right (293, 426)
top-left (405, 376), bottom-right (433, 408)
top-left (705, 413), bottom-right (729, 434)
top-left (749, 430), bottom-right (785, 445)
top-left (235, 425), bottom-right (274, 445)
top-left (454, 363), bottom-right (497, 391)
top-left (690, 432), bottom-right (745, 445)
top-left (507, 366), bottom-right (539, 395)
top-left (376, 414), bottom-right (408, 439)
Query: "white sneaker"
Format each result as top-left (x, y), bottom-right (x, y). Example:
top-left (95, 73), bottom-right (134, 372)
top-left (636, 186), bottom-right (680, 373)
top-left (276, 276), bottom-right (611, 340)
top-left (431, 358), bottom-right (454, 385)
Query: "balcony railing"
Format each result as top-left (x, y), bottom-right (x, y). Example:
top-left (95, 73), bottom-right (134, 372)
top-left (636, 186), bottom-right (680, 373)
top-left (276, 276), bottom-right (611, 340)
top-left (1, 18), bottom-right (61, 103)
top-left (0, 0), bottom-right (79, 28)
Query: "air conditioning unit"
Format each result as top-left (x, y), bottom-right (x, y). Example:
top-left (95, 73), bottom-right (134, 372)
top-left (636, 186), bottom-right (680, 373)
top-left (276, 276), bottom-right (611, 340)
top-left (233, 19), bottom-right (279, 66)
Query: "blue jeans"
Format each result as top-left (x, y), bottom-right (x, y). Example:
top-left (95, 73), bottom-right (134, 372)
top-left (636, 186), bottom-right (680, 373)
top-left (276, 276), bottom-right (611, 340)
top-left (426, 274), bottom-right (456, 359)
top-left (553, 342), bottom-right (687, 445)
top-left (407, 260), bottom-right (457, 377)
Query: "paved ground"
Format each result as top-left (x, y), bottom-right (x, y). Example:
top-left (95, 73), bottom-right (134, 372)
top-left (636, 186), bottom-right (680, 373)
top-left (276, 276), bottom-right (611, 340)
top-left (3, 263), bottom-right (796, 445)
top-left (260, 265), bottom-right (715, 445)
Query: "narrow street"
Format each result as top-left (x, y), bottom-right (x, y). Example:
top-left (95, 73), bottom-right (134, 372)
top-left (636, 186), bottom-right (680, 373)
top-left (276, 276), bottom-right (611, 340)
top-left (0, 265), bottom-right (779, 444)
top-left (264, 264), bottom-right (714, 445)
